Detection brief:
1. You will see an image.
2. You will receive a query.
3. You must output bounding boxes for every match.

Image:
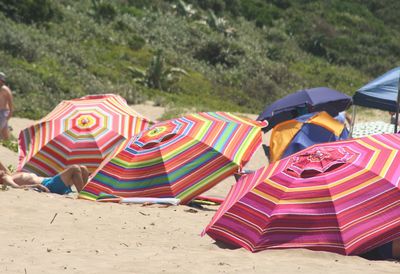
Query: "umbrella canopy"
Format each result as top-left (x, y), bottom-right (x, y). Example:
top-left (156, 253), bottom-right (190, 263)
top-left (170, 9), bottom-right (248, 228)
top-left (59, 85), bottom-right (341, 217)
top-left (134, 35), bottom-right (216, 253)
top-left (204, 133), bottom-right (400, 255)
top-left (18, 94), bottom-right (150, 176)
top-left (269, 111), bottom-right (349, 162)
top-left (353, 67), bottom-right (400, 112)
top-left (79, 112), bottom-right (266, 204)
top-left (257, 87), bottom-right (352, 131)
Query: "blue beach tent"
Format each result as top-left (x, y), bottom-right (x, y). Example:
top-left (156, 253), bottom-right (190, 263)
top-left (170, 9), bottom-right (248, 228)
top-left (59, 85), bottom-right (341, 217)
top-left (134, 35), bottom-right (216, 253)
top-left (352, 67), bottom-right (400, 133)
top-left (353, 67), bottom-right (400, 112)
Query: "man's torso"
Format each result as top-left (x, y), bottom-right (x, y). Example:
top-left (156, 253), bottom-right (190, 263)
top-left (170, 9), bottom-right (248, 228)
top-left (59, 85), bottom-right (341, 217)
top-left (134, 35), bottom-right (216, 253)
top-left (0, 86), bottom-right (11, 109)
top-left (12, 172), bottom-right (45, 185)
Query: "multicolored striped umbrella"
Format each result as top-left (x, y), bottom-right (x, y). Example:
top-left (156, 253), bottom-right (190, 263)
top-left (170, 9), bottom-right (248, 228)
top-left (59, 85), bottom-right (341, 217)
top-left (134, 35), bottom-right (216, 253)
top-left (79, 112), bottom-right (266, 204)
top-left (204, 133), bottom-right (400, 255)
top-left (18, 94), bottom-right (150, 176)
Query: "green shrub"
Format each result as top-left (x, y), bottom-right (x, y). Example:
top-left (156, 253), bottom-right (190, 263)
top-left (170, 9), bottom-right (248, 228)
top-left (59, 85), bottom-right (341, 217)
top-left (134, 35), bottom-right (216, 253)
top-left (90, 0), bottom-right (117, 22)
top-left (1, 0), bottom-right (400, 121)
top-left (0, 0), bottom-right (61, 24)
top-left (194, 40), bottom-right (245, 67)
top-left (0, 27), bottom-right (39, 62)
top-left (196, 0), bottom-right (226, 15)
top-left (238, 1), bottom-right (281, 27)
top-left (129, 50), bottom-right (189, 92)
top-left (127, 35), bottom-right (146, 51)
top-left (119, 5), bottom-right (145, 17)
top-left (0, 139), bottom-right (18, 153)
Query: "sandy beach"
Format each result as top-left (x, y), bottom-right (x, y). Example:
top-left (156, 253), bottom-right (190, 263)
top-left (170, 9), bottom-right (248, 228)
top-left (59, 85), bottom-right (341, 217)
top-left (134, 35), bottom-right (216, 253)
top-left (1, 103), bottom-right (399, 274)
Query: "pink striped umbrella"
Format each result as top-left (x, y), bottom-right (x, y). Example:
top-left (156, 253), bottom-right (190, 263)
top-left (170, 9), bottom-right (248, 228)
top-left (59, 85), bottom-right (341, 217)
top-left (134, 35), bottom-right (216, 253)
top-left (18, 94), bottom-right (150, 176)
top-left (204, 133), bottom-right (400, 255)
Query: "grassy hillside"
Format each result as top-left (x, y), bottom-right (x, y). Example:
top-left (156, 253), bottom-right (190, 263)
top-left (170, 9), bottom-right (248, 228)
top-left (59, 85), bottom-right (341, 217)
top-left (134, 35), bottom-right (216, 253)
top-left (0, 0), bottom-right (399, 120)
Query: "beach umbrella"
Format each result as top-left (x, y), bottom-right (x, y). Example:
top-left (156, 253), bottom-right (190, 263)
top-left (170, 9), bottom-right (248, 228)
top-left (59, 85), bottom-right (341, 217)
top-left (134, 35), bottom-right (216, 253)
top-left (203, 133), bottom-right (400, 255)
top-left (269, 111), bottom-right (349, 162)
top-left (18, 94), bottom-right (150, 176)
top-left (79, 112), bottom-right (266, 204)
top-left (258, 87), bottom-right (352, 131)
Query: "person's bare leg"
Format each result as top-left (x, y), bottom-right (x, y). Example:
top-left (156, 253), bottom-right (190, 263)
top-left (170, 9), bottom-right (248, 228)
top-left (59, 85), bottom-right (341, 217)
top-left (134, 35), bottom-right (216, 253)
top-left (0, 127), bottom-right (5, 140)
top-left (1, 127), bottom-right (10, 140)
top-left (79, 165), bottom-right (89, 190)
top-left (59, 165), bottom-right (85, 192)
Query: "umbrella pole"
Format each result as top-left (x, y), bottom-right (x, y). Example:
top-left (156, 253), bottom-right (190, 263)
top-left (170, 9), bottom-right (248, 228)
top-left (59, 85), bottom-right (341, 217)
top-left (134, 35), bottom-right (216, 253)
top-left (395, 76), bottom-right (400, 133)
top-left (349, 105), bottom-right (356, 138)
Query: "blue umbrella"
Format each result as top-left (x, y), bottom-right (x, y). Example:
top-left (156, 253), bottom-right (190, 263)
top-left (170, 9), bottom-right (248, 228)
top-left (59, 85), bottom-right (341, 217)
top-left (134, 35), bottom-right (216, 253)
top-left (257, 87), bottom-right (352, 131)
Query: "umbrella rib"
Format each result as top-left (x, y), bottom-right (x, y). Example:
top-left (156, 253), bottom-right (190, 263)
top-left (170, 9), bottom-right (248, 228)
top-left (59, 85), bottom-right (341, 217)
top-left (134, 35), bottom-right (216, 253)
top-left (324, 176), bottom-right (347, 254)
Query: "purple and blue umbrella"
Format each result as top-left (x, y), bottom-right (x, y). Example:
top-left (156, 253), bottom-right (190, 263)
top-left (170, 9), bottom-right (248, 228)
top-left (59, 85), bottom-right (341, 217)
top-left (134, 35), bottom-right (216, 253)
top-left (257, 87), bottom-right (352, 131)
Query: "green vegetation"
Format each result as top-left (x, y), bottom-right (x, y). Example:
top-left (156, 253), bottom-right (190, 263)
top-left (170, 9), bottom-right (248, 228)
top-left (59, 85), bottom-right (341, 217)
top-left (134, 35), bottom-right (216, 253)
top-left (0, 0), bottom-right (399, 120)
top-left (0, 138), bottom-right (18, 153)
top-left (128, 49), bottom-right (189, 91)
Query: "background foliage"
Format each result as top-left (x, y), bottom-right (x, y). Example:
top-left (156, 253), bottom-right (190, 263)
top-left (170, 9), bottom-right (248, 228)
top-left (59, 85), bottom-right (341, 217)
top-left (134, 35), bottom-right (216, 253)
top-left (0, 0), bottom-right (399, 119)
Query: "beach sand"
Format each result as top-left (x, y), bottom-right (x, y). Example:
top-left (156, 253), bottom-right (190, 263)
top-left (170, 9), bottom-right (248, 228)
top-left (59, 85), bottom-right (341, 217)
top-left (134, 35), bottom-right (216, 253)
top-left (1, 104), bottom-right (399, 273)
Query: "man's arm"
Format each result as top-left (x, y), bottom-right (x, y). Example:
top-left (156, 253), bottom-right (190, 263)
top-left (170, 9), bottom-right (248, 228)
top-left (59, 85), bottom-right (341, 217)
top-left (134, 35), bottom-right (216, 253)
top-left (0, 161), bottom-right (11, 175)
top-left (0, 171), bottom-right (20, 188)
top-left (4, 87), bottom-right (13, 119)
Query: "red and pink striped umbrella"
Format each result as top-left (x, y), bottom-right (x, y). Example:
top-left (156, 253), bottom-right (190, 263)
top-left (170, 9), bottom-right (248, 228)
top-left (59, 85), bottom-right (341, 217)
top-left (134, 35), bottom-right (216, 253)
top-left (18, 94), bottom-right (150, 176)
top-left (204, 133), bottom-right (400, 255)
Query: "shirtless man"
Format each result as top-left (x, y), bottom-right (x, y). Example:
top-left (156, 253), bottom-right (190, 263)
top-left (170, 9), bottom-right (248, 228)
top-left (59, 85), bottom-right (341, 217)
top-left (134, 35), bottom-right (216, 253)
top-left (0, 161), bottom-right (89, 194)
top-left (0, 72), bottom-right (14, 140)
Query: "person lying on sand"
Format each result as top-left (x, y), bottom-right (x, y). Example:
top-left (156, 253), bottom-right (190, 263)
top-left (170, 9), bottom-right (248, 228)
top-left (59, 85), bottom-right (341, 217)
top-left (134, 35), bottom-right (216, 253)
top-left (0, 161), bottom-right (88, 194)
